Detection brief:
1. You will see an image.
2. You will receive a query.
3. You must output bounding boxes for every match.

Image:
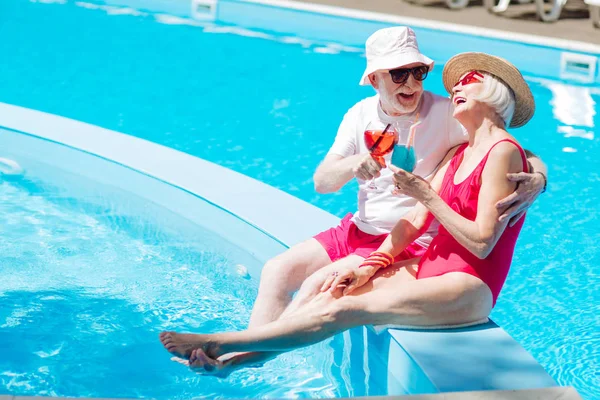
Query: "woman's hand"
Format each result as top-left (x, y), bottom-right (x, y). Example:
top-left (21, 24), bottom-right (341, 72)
top-left (321, 252), bottom-right (393, 295)
top-left (389, 165), bottom-right (434, 202)
top-left (320, 266), bottom-right (376, 295)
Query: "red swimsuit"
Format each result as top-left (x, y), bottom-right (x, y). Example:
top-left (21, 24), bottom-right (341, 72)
top-left (416, 139), bottom-right (529, 306)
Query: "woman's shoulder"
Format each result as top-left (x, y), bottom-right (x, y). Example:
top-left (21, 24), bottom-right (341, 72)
top-left (490, 134), bottom-right (523, 153)
top-left (486, 137), bottom-right (526, 171)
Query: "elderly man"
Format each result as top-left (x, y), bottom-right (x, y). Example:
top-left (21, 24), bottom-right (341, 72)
top-left (161, 26), bottom-right (547, 375)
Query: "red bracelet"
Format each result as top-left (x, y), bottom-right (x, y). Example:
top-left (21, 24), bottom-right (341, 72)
top-left (359, 251), bottom-right (394, 269)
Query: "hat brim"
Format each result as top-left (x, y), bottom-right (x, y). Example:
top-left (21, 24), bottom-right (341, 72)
top-left (360, 52), bottom-right (434, 86)
top-left (442, 52), bottom-right (534, 128)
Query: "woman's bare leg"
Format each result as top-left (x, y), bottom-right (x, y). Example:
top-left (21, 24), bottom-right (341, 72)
top-left (163, 268), bottom-right (492, 361)
top-left (160, 259), bottom-right (418, 362)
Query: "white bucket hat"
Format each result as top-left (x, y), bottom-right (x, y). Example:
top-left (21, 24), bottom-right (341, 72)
top-left (359, 26), bottom-right (435, 86)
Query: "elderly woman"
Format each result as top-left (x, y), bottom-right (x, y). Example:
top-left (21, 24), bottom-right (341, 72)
top-left (160, 52), bottom-right (539, 376)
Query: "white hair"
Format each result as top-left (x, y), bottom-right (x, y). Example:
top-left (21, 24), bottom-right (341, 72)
top-left (471, 72), bottom-right (516, 127)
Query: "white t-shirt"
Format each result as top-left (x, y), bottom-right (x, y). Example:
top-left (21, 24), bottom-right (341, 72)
top-left (327, 92), bottom-right (467, 248)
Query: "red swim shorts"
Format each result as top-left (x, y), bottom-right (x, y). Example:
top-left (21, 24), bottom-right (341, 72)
top-left (314, 213), bottom-right (427, 262)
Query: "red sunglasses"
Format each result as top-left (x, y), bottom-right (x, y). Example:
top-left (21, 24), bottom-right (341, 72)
top-left (454, 71), bottom-right (484, 88)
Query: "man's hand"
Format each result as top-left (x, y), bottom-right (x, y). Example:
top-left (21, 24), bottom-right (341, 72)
top-left (496, 172), bottom-right (545, 227)
top-left (353, 154), bottom-right (383, 181)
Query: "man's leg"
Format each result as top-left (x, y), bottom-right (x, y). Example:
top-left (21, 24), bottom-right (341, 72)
top-left (170, 233), bottom-right (350, 376)
top-left (248, 238), bottom-right (332, 328)
top-left (160, 259), bottom-right (414, 361)
top-left (161, 255), bottom-right (366, 376)
top-left (180, 255), bottom-right (364, 376)
top-left (166, 253), bottom-right (418, 374)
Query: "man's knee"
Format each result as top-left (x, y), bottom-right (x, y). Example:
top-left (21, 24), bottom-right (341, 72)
top-left (259, 257), bottom-right (303, 295)
top-left (261, 258), bottom-right (282, 278)
top-left (261, 258), bottom-right (289, 282)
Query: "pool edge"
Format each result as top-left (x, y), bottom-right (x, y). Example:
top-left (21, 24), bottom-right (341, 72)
top-left (0, 104), bottom-right (561, 396)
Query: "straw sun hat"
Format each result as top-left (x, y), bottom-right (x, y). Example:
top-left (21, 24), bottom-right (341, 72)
top-left (442, 52), bottom-right (535, 128)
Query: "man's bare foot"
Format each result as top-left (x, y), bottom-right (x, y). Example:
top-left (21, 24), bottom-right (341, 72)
top-left (189, 348), bottom-right (233, 378)
top-left (159, 331), bottom-right (217, 358)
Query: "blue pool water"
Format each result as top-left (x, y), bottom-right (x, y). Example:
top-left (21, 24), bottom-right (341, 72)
top-left (0, 153), bottom-right (382, 399)
top-left (0, 0), bottom-right (599, 398)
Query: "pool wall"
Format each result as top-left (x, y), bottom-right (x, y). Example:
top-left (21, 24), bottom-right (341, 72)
top-left (0, 102), bottom-right (557, 395)
top-left (97, 0), bottom-right (600, 84)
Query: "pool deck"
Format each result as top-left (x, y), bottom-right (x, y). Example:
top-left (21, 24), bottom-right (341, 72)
top-left (296, 0), bottom-right (599, 45)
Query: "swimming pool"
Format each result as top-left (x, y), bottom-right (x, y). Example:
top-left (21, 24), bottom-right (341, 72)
top-left (0, 0), bottom-right (598, 398)
top-left (0, 125), bottom-right (394, 399)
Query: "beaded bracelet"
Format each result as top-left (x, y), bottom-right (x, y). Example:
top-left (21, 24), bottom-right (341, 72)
top-left (359, 251), bottom-right (394, 269)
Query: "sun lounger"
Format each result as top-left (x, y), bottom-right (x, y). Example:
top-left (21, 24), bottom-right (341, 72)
top-left (445, 0), bottom-right (470, 9)
top-left (484, 0), bottom-right (567, 21)
top-left (534, 0), bottom-right (568, 21)
top-left (584, 0), bottom-right (600, 27)
top-left (484, 0), bottom-right (532, 13)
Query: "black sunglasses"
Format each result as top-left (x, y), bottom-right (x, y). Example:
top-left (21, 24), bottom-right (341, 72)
top-left (389, 66), bottom-right (429, 84)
